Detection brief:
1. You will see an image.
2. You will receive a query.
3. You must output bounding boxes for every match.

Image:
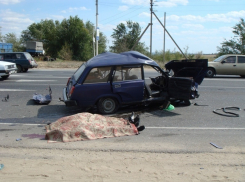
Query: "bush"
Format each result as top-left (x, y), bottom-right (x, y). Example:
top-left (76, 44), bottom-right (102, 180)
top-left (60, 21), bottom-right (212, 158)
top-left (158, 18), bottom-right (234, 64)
top-left (58, 42), bottom-right (73, 61)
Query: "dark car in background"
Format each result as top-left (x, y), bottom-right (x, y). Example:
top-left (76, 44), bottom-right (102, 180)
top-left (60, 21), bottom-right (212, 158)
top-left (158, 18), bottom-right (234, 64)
top-left (62, 51), bottom-right (207, 114)
top-left (0, 52), bottom-right (38, 73)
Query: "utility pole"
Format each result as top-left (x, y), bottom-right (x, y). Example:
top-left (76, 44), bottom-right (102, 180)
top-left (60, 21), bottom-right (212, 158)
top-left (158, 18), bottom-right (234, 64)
top-left (150, 0), bottom-right (153, 56)
top-left (96, 0), bottom-right (98, 56)
top-left (163, 12), bottom-right (166, 62)
top-left (93, 26), bottom-right (95, 57)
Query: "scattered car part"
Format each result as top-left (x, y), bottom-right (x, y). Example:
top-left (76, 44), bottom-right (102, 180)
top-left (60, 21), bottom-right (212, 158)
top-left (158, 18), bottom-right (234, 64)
top-left (210, 142), bottom-right (223, 149)
top-left (213, 107), bottom-right (240, 117)
top-left (33, 86), bottom-right (52, 104)
top-left (2, 94), bottom-right (9, 102)
top-left (194, 103), bottom-right (208, 106)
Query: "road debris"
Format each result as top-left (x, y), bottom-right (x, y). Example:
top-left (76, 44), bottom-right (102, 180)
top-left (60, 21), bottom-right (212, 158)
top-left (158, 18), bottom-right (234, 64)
top-left (210, 142), bottom-right (223, 149)
top-left (33, 86), bottom-right (52, 104)
top-left (164, 104), bottom-right (175, 111)
top-left (0, 164), bottom-right (4, 170)
top-left (2, 94), bottom-right (9, 102)
top-left (213, 107), bottom-right (240, 117)
top-left (194, 103), bottom-right (208, 106)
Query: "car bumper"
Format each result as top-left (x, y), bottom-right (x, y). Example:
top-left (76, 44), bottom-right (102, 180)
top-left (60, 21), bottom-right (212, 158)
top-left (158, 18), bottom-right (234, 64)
top-left (0, 69), bottom-right (17, 76)
top-left (31, 64), bottom-right (38, 68)
top-left (62, 87), bottom-right (77, 106)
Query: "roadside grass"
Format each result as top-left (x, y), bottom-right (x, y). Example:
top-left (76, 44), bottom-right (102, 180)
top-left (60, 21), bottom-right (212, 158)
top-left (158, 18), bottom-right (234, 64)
top-left (36, 58), bottom-right (84, 69)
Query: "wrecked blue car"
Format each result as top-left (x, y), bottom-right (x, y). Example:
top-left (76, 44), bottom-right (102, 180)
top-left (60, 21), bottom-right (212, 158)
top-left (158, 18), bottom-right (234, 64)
top-left (62, 51), bottom-right (207, 114)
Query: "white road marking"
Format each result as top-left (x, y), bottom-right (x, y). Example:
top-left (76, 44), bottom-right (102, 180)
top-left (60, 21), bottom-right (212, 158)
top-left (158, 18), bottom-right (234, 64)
top-left (204, 78), bottom-right (245, 81)
top-left (200, 86), bottom-right (245, 89)
top-left (146, 127), bottom-right (245, 130)
top-left (16, 80), bottom-right (56, 82)
top-left (0, 89), bottom-right (36, 91)
top-left (11, 75), bottom-right (69, 79)
top-left (0, 123), bottom-right (46, 126)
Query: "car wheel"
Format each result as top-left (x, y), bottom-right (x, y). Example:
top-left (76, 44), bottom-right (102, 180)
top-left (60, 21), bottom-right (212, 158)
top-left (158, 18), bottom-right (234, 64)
top-left (1, 75), bottom-right (9, 79)
top-left (240, 75), bottom-right (245, 78)
top-left (17, 65), bottom-right (22, 73)
top-left (206, 68), bottom-right (215, 78)
top-left (23, 68), bottom-right (29, 72)
top-left (97, 97), bottom-right (119, 114)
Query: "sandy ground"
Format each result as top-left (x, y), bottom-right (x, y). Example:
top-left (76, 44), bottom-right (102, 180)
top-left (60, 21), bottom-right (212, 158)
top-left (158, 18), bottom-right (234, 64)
top-left (0, 147), bottom-right (245, 182)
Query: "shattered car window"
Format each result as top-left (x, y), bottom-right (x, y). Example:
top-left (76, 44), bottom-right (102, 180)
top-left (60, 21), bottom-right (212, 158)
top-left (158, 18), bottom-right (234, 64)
top-left (74, 64), bottom-right (86, 81)
top-left (143, 65), bottom-right (161, 78)
top-left (113, 66), bottom-right (142, 82)
top-left (84, 67), bottom-right (111, 83)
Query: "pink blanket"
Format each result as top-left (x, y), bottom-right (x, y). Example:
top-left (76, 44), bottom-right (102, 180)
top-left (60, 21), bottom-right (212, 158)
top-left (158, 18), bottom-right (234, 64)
top-left (45, 112), bottom-right (138, 142)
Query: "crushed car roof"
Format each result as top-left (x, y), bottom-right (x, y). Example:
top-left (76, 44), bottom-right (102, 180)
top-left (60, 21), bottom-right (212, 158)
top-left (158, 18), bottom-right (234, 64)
top-left (86, 51), bottom-right (159, 68)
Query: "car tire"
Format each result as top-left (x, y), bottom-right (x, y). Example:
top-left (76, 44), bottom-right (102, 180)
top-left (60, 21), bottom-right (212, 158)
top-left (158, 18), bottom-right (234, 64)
top-left (23, 68), bottom-right (29, 72)
top-left (17, 65), bottom-right (22, 73)
top-left (97, 97), bottom-right (119, 114)
top-left (1, 75), bottom-right (9, 79)
top-left (240, 75), bottom-right (245, 78)
top-left (206, 68), bottom-right (215, 78)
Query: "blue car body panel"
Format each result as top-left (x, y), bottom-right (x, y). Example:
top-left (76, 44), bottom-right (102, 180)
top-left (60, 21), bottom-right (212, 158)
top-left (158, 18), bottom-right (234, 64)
top-left (71, 82), bottom-right (116, 107)
top-left (112, 80), bottom-right (144, 103)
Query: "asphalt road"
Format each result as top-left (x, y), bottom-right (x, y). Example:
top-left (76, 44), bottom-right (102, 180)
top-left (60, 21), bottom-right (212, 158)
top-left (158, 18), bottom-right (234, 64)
top-left (0, 69), bottom-right (245, 153)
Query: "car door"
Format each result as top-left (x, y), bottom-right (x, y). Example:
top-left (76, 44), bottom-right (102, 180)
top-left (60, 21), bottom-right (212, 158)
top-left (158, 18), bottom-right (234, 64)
top-left (237, 56), bottom-right (245, 75)
top-left (216, 56), bottom-right (238, 75)
top-left (112, 65), bottom-right (144, 104)
top-left (72, 66), bottom-right (113, 107)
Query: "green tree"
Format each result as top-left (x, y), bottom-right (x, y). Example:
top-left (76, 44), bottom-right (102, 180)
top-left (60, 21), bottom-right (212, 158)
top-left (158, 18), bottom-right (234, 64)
top-left (59, 16), bottom-right (90, 60)
top-left (21, 16), bottom-right (96, 60)
top-left (3, 33), bottom-right (25, 52)
top-left (110, 20), bottom-right (148, 54)
top-left (217, 18), bottom-right (245, 56)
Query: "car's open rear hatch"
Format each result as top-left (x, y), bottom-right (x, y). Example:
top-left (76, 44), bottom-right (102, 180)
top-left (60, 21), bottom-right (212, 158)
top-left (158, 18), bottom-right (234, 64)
top-left (165, 59), bottom-right (208, 85)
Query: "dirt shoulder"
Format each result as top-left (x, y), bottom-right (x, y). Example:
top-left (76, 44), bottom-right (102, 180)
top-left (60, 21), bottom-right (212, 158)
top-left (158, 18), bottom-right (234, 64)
top-left (0, 147), bottom-right (244, 181)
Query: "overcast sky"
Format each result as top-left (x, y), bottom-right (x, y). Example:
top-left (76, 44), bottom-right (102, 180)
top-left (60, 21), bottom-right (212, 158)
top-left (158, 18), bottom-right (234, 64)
top-left (0, 0), bottom-right (244, 54)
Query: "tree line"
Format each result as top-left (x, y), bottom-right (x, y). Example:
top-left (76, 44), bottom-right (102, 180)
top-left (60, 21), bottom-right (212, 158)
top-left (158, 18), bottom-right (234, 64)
top-left (1, 16), bottom-right (245, 61)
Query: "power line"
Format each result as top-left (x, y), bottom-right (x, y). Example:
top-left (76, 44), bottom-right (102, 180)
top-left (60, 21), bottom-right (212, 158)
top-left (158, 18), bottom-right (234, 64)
top-left (100, 5), bottom-right (142, 22)
top-left (100, 6), bottom-right (147, 24)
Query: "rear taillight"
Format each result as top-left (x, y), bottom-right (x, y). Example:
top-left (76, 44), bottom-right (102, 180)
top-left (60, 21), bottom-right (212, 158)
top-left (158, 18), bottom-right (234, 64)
top-left (28, 59), bottom-right (31, 64)
top-left (68, 86), bottom-right (75, 97)
top-left (66, 77), bottom-right (71, 86)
